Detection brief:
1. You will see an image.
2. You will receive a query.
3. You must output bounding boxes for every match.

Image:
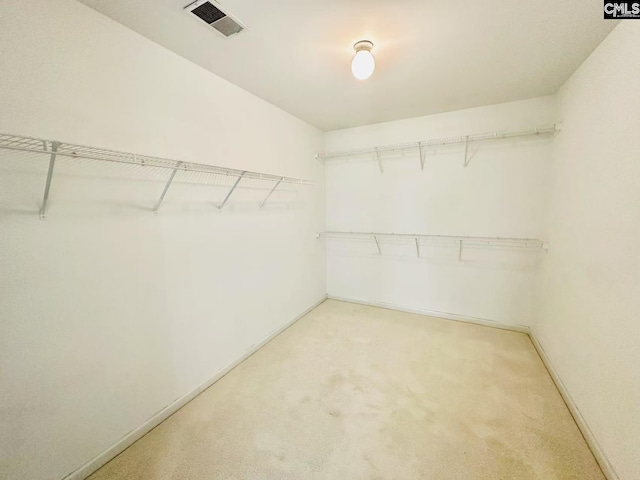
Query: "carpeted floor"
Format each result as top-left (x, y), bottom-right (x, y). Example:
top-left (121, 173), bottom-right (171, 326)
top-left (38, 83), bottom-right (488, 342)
top-left (89, 300), bottom-right (604, 480)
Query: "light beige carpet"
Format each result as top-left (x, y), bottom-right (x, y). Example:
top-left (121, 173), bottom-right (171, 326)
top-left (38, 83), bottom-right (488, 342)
top-left (89, 300), bottom-right (604, 480)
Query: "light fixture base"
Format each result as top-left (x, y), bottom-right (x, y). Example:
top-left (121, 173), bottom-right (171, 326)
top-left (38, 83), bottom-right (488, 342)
top-left (353, 40), bottom-right (374, 52)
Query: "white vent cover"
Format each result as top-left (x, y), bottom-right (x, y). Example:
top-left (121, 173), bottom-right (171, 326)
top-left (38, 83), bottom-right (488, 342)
top-left (184, 0), bottom-right (245, 37)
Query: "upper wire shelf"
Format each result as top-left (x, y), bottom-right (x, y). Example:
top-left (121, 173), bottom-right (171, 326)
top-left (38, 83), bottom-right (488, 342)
top-left (323, 125), bottom-right (559, 172)
top-left (0, 133), bottom-right (313, 218)
top-left (0, 133), bottom-right (312, 185)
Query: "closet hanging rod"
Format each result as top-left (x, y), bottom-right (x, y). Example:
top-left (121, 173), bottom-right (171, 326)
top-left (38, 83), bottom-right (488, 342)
top-left (0, 133), bottom-right (313, 185)
top-left (324, 125), bottom-right (558, 159)
top-left (320, 231), bottom-right (545, 250)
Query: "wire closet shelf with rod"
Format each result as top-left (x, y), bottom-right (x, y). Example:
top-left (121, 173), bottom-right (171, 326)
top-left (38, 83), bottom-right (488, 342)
top-left (323, 125), bottom-right (559, 172)
top-left (0, 133), bottom-right (314, 219)
top-left (319, 231), bottom-right (547, 260)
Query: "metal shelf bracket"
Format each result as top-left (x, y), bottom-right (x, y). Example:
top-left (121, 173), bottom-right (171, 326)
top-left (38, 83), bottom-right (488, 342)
top-left (463, 136), bottom-right (470, 168)
top-left (218, 171), bottom-right (246, 210)
top-left (153, 161), bottom-right (182, 214)
top-left (373, 235), bottom-right (382, 255)
top-left (39, 141), bottom-right (60, 220)
top-left (260, 176), bottom-right (283, 208)
top-left (415, 237), bottom-right (420, 258)
top-left (375, 148), bottom-right (384, 173)
top-left (418, 143), bottom-right (425, 171)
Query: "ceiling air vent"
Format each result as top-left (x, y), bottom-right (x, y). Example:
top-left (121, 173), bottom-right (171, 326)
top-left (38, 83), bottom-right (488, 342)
top-left (184, 0), bottom-right (245, 37)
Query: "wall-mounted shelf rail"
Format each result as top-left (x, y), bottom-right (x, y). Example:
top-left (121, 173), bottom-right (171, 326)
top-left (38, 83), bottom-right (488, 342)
top-left (320, 231), bottom-right (546, 259)
top-left (324, 125), bottom-right (558, 170)
top-left (0, 133), bottom-right (313, 218)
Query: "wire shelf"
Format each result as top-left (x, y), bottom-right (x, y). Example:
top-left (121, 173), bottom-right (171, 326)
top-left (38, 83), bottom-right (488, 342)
top-left (0, 132), bottom-right (313, 218)
top-left (324, 125), bottom-right (558, 161)
top-left (0, 133), bottom-right (312, 185)
top-left (321, 231), bottom-right (546, 257)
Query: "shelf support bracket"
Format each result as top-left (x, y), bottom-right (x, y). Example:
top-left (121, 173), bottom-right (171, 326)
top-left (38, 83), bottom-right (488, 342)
top-left (463, 136), bottom-right (470, 167)
top-left (260, 176), bottom-right (283, 208)
top-left (418, 143), bottom-right (425, 171)
top-left (218, 171), bottom-right (246, 209)
top-left (39, 141), bottom-right (60, 220)
top-left (458, 240), bottom-right (463, 261)
top-left (153, 161), bottom-right (182, 214)
top-left (375, 148), bottom-right (384, 173)
top-left (415, 237), bottom-right (420, 258)
top-left (373, 235), bottom-right (381, 255)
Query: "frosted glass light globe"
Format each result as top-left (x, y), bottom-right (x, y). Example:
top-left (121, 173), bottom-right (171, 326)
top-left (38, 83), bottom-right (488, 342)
top-left (351, 41), bottom-right (375, 80)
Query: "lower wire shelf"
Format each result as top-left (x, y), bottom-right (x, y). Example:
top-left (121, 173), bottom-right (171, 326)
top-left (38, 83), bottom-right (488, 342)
top-left (319, 230), bottom-right (546, 258)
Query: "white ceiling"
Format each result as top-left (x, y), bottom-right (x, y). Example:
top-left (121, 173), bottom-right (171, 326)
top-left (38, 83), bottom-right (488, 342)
top-left (79, 0), bottom-right (617, 131)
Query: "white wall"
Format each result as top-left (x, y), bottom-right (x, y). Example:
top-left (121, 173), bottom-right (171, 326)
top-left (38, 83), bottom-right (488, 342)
top-left (535, 22), bottom-right (640, 480)
top-left (324, 97), bottom-right (556, 326)
top-left (0, 1), bottom-right (325, 480)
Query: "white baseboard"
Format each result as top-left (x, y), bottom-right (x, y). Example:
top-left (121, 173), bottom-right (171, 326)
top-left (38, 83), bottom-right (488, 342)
top-left (327, 295), bottom-right (531, 334)
top-left (528, 329), bottom-right (619, 480)
top-left (62, 295), bottom-right (328, 480)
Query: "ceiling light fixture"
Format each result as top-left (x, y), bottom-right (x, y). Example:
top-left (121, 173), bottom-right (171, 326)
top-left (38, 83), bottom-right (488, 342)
top-left (351, 40), bottom-right (375, 80)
